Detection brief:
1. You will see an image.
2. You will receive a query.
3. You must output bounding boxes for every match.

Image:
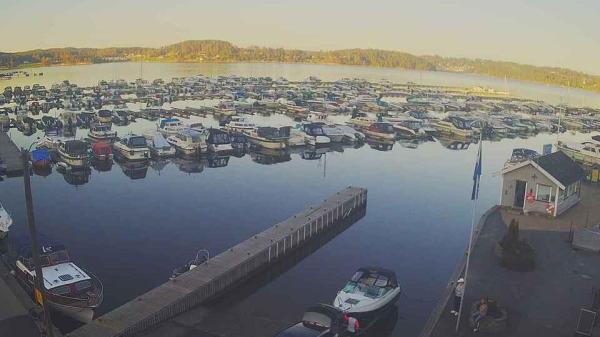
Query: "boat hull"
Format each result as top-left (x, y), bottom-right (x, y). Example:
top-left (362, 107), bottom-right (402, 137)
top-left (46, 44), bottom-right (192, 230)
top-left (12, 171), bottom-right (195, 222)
top-left (49, 301), bottom-right (95, 323)
top-left (246, 136), bottom-right (287, 149)
top-left (558, 143), bottom-right (600, 166)
top-left (336, 288), bottom-right (401, 321)
top-left (364, 130), bottom-right (396, 141)
top-left (58, 153), bottom-right (88, 168)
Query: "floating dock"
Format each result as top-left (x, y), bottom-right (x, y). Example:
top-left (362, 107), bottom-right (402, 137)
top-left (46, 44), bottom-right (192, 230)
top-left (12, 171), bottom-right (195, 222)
top-left (68, 187), bottom-right (368, 337)
top-left (0, 132), bottom-right (24, 177)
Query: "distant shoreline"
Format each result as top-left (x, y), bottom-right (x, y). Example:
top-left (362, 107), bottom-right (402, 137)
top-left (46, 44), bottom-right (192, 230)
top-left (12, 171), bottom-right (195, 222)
top-left (1, 40), bottom-right (598, 94)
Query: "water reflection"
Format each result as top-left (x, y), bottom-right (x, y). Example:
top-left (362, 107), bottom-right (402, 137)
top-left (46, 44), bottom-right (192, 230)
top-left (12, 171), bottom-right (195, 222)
top-left (116, 160), bottom-right (149, 180)
top-left (91, 158), bottom-right (114, 172)
top-left (367, 138), bottom-right (395, 151)
top-left (206, 154), bottom-right (230, 168)
top-left (436, 136), bottom-right (473, 150)
top-left (57, 166), bottom-right (91, 186)
top-left (249, 147), bottom-right (291, 165)
top-left (172, 157), bottom-right (205, 174)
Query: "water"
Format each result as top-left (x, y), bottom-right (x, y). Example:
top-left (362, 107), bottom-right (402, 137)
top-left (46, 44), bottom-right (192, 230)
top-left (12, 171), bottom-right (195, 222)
top-left (1, 62), bottom-right (599, 336)
top-left (3, 61), bottom-right (600, 107)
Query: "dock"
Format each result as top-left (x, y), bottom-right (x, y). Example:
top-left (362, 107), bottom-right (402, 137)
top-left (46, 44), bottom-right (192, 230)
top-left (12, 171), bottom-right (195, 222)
top-left (68, 187), bottom-right (368, 337)
top-left (0, 132), bottom-right (24, 177)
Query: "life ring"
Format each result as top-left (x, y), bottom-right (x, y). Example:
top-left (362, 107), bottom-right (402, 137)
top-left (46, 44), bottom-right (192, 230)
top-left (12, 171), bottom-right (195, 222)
top-left (526, 192), bottom-right (535, 204)
top-left (546, 203), bottom-right (555, 215)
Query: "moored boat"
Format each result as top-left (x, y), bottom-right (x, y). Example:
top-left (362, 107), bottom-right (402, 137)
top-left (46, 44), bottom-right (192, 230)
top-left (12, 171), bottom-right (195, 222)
top-left (363, 122), bottom-right (396, 141)
top-left (434, 116), bottom-right (475, 138)
top-left (88, 123), bottom-right (117, 141)
top-left (91, 142), bottom-right (113, 161)
top-left (167, 129), bottom-right (207, 156)
top-left (15, 244), bottom-right (103, 322)
top-left (147, 132), bottom-right (176, 158)
top-left (157, 118), bottom-right (184, 136)
top-left (557, 140), bottom-right (600, 166)
top-left (58, 140), bottom-right (89, 168)
top-left (113, 135), bottom-right (150, 161)
top-left (333, 267), bottom-right (401, 319)
top-left (244, 126), bottom-right (290, 150)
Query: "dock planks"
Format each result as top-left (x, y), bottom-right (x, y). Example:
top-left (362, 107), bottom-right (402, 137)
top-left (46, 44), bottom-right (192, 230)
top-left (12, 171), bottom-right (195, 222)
top-left (0, 132), bottom-right (24, 177)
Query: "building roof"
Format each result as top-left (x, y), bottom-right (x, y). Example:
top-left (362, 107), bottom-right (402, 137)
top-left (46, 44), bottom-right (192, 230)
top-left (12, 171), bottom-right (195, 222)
top-left (533, 151), bottom-right (585, 186)
top-left (502, 151), bottom-right (585, 189)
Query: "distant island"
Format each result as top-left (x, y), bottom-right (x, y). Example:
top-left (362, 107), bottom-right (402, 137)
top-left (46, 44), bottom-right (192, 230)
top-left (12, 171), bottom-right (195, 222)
top-left (1, 40), bottom-right (599, 93)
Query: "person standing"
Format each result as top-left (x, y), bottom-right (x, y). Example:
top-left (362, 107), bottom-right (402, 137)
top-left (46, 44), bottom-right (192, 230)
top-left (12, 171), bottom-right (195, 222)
top-left (450, 278), bottom-right (465, 316)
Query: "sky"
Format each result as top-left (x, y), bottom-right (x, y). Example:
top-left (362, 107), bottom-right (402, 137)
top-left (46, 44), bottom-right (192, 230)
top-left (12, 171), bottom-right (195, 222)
top-left (1, 0), bottom-right (599, 75)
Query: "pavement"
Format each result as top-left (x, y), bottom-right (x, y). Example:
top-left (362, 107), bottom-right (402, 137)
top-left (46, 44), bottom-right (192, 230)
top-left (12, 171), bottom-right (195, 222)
top-left (428, 185), bottom-right (600, 337)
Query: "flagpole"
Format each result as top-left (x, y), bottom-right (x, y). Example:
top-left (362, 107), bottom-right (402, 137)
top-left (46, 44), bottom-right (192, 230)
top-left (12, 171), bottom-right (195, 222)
top-left (455, 131), bottom-right (483, 332)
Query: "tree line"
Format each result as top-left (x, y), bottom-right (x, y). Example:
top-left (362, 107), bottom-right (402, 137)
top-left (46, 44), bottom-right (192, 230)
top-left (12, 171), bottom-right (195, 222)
top-left (1, 40), bottom-right (598, 93)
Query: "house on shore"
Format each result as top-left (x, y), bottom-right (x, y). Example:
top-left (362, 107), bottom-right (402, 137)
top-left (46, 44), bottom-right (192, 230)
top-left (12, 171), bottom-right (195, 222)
top-left (501, 151), bottom-right (585, 217)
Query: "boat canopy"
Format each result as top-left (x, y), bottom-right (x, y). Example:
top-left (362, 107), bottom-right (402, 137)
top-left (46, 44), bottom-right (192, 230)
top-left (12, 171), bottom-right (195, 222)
top-left (97, 109), bottom-right (112, 117)
top-left (152, 133), bottom-right (171, 149)
top-left (159, 118), bottom-right (181, 129)
top-left (126, 136), bottom-right (148, 148)
top-left (92, 142), bottom-right (112, 155)
top-left (63, 140), bottom-right (88, 155)
top-left (371, 122), bottom-right (394, 133)
top-left (303, 123), bottom-right (325, 136)
top-left (257, 126), bottom-right (291, 139)
top-left (31, 148), bottom-right (50, 163)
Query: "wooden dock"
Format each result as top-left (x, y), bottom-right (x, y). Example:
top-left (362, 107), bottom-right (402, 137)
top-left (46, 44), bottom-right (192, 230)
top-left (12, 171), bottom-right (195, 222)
top-left (0, 132), bottom-right (24, 177)
top-left (68, 187), bottom-right (367, 337)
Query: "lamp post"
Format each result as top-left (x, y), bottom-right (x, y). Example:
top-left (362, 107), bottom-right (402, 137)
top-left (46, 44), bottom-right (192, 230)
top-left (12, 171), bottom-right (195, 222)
top-left (22, 144), bottom-right (54, 337)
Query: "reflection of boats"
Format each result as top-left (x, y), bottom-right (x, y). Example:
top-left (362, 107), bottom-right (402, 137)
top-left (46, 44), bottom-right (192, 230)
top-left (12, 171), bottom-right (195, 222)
top-left (245, 126), bottom-right (290, 150)
top-left (229, 132), bottom-right (248, 150)
top-left (300, 146), bottom-right (331, 160)
top-left (91, 157), bottom-right (113, 172)
top-left (436, 136), bottom-right (472, 150)
top-left (172, 157), bottom-right (205, 174)
top-left (58, 140), bottom-right (89, 168)
top-left (0, 202), bottom-right (13, 239)
top-left (57, 165), bottom-right (91, 186)
top-left (364, 123), bottom-right (396, 141)
top-left (334, 267), bottom-right (401, 320)
top-left (96, 109), bottom-right (113, 124)
top-left (558, 140), bottom-right (600, 166)
top-left (118, 160), bottom-right (149, 180)
top-left (170, 249), bottom-right (209, 280)
top-left (113, 135), bottom-right (150, 161)
top-left (167, 130), bottom-right (206, 157)
top-left (207, 154), bottom-right (230, 168)
top-left (367, 138), bottom-right (394, 151)
top-left (249, 147), bottom-right (291, 165)
top-left (15, 244), bottom-right (103, 322)
top-left (207, 128), bottom-right (233, 153)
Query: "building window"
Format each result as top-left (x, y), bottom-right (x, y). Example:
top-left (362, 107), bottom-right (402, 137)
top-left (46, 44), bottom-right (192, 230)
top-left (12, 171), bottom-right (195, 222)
top-left (536, 184), bottom-right (554, 202)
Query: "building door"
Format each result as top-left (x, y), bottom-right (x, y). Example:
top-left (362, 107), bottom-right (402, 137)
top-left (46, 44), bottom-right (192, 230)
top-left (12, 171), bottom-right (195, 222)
top-left (514, 180), bottom-right (527, 208)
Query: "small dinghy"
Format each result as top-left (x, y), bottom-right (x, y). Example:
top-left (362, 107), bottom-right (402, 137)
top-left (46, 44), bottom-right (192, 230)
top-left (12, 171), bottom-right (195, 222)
top-left (333, 267), bottom-right (401, 319)
top-left (170, 249), bottom-right (210, 280)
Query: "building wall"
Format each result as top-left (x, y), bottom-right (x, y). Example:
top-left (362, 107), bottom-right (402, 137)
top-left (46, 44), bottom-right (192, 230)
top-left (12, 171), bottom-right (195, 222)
top-left (501, 164), bottom-right (558, 215)
top-left (556, 181), bottom-right (581, 216)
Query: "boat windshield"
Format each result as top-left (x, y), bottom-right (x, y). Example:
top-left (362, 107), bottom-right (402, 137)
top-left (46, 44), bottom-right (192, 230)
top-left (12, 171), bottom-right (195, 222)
top-left (128, 137), bottom-right (147, 148)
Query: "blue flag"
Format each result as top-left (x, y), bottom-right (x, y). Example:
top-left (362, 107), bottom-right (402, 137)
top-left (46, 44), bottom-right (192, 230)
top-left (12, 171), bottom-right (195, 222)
top-left (471, 141), bottom-right (482, 200)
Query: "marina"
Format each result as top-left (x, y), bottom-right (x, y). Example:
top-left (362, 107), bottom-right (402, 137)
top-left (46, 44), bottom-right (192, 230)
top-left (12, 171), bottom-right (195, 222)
top-left (0, 62), bottom-right (599, 337)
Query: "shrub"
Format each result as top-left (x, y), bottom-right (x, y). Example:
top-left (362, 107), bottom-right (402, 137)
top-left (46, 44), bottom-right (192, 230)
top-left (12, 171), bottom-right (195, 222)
top-left (498, 219), bottom-right (535, 271)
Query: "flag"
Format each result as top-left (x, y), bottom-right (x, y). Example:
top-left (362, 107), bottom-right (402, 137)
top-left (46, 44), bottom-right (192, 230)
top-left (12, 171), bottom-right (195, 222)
top-left (471, 141), bottom-right (482, 200)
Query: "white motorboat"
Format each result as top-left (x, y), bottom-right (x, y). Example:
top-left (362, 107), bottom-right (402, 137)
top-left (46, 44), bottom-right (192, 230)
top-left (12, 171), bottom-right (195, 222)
top-left (167, 129), bottom-right (207, 156)
top-left (157, 118), bottom-right (184, 136)
top-left (15, 245), bottom-right (103, 323)
top-left (0, 202), bottom-right (13, 239)
top-left (244, 126), bottom-right (290, 150)
top-left (302, 123), bottom-right (331, 146)
top-left (334, 267), bottom-right (401, 319)
top-left (558, 140), bottom-right (600, 166)
top-left (88, 123), bottom-right (117, 141)
top-left (222, 116), bottom-right (256, 133)
top-left (349, 111), bottom-right (375, 128)
top-left (58, 140), bottom-right (89, 168)
top-left (113, 135), bottom-right (150, 161)
top-left (336, 125), bottom-right (365, 144)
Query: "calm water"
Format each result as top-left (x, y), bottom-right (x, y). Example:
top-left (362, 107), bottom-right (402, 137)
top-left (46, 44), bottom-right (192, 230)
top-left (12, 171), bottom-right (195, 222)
top-left (2, 61), bottom-right (600, 107)
top-left (1, 63), bottom-right (599, 336)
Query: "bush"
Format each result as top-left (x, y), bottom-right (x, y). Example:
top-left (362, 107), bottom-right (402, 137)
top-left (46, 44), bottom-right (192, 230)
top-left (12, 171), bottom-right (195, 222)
top-left (498, 219), bottom-right (535, 271)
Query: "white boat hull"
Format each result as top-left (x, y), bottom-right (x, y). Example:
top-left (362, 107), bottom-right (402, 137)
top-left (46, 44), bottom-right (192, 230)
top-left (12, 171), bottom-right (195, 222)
top-left (49, 301), bottom-right (95, 323)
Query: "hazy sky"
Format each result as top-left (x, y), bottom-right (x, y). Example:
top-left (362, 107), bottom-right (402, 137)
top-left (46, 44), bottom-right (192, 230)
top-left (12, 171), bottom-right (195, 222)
top-left (1, 0), bottom-right (598, 74)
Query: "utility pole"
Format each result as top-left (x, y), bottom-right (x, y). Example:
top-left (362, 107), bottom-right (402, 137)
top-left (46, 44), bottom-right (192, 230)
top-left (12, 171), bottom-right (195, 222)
top-left (22, 149), bottom-right (54, 337)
